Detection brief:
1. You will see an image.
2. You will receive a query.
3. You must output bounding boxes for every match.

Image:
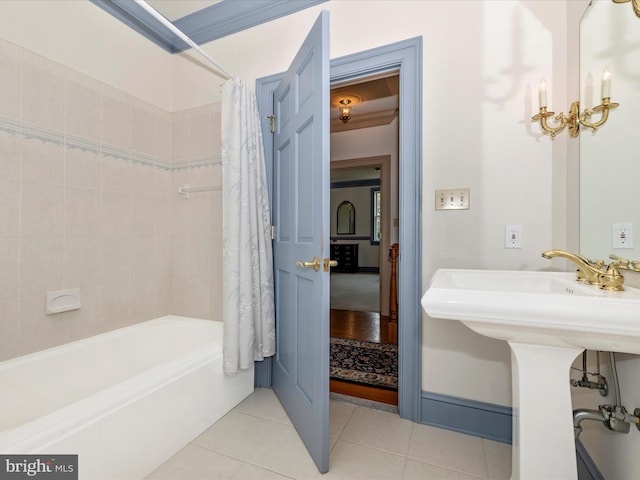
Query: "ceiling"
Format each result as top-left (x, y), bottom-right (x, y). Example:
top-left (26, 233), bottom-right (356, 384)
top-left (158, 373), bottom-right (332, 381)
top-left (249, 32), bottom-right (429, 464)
top-left (330, 74), bottom-right (399, 133)
top-left (145, 0), bottom-right (222, 20)
top-left (90, 0), bottom-right (327, 53)
top-left (92, 1), bottom-right (398, 135)
top-left (331, 166), bottom-right (381, 183)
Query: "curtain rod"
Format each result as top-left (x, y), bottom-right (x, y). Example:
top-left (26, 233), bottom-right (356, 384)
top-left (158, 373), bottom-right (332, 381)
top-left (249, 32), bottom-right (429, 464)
top-left (133, 0), bottom-right (233, 80)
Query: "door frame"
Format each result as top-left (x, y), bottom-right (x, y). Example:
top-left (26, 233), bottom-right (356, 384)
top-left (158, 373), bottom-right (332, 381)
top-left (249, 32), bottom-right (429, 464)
top-left (256, 36), bottom-right (423, 422)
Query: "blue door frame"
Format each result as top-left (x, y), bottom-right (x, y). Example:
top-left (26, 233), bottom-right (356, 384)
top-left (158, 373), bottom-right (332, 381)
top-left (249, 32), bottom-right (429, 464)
top-left (256, 36), bottom-right (423, 423)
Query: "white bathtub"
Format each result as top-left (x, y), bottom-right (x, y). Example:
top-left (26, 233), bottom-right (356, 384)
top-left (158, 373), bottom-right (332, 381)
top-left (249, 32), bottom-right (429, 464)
top-left (0, 316), bottom-right (254, 479)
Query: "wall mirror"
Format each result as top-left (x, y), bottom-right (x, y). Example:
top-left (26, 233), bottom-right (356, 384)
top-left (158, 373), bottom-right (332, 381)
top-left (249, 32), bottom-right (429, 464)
top-left (580, 0), bottom-right (640, 261)
top-left (337, 201), bottom-right (356, 235)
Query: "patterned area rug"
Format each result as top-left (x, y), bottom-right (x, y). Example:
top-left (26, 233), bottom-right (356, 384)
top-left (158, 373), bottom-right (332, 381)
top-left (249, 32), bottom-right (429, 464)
top-left (330, 337), bottom-right (398, 390)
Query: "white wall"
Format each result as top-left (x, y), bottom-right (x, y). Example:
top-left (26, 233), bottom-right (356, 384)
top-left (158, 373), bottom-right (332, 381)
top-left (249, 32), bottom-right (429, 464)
top-left (177, 0), bottom-right (572, 406)
top-left (0, 0), bottom-right (174, 111)
top-left (0, 0), bottom-right (584, 408)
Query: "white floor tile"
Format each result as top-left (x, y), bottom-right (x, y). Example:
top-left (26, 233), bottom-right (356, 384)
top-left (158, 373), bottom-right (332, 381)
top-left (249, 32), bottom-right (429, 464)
top-left (232, 387), bottom-right (293, 426)
top-left (323, 440), bottom-right (406, 480)
top-left (192, 411), bottom-right (319, 480)
top-left (340, 406), bottom-right (413, 456)
top-left (329, 400), bottom-right (355, 438)
top-left (152, 389), bottom-right (502, 480)
top-left (408, 424), bottom-right (489, 479)
top-left (403, 458), bottom-right (484, 480)
top-left (145, 444), bottom-right (245, 479)
top-left (230, 463), bottom-right (295, 480)
top-left (483, 439), bottom-right (512, 480)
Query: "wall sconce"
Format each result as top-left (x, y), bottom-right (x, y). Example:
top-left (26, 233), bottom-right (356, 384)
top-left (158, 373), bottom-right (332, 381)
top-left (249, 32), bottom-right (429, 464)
top-left (531, 68), bottom-right (619, 138)
top-left (338, 99), bottom-right (352, 123)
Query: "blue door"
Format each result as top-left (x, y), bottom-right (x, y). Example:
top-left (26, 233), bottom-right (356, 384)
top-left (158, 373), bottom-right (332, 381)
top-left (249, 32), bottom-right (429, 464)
top-left (271, 11), bottom-right (330, 474)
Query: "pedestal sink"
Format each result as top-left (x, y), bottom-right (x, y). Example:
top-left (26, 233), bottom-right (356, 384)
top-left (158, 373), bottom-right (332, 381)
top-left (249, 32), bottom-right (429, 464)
top-left (422, 269), bottom-right (640, 480)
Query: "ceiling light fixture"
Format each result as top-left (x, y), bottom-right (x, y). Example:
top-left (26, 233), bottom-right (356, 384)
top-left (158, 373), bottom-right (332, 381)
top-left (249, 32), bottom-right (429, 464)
top-left (338, 99), bottom-right (352, 123)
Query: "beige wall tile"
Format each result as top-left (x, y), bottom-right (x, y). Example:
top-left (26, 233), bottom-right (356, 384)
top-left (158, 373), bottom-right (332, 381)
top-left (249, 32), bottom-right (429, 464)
top-left (100, 190), bottom-right (132, 237)
top-left (100, 237), bottom-right (130, 286)
top-left (20, 237), bottom-right (63, 296)
top-left (21, 181), bottom-right (64, 237)
top-left (19, 293), bottom-right (64, 354)
top-left (0, 39), bottom-right (21, 121)
top-left (66, 71), bottom-right (101, 142)
top-left (65, 187), bottom-right (100, 237)
top-left (0, 131), bottom-right (20, 179)
top-left (21, 138), bottom-right (65, 184)
top-left (101, 87), bottom-right (132, 150)
top-left (0, 177), bottom-right (19, 237)
top-left (98, 283), bottom-right (130, 331)
top-left (0, 299), bottom-right (20, 360)
top-left (0, 238), bottom-right (19, 300)
top-left (63, 237), bottom-right (100, 288)
top-left (21, 50), bottom-right (65, 132)
top-left (65, 148), bottom-right (101, 189)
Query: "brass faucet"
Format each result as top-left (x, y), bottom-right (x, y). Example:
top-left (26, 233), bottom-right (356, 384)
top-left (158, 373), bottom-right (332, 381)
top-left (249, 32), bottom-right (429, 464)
top-left (541, 249), bottom-right (625, 291)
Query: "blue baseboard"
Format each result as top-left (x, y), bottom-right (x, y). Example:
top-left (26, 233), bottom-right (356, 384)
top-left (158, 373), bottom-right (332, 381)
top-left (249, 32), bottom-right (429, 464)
top-left (576, 439), bottom-right (605, 480)
top-left (420, 391), bottom-right (604, 480)
top-left (420, 391), bottom-right (513, 444)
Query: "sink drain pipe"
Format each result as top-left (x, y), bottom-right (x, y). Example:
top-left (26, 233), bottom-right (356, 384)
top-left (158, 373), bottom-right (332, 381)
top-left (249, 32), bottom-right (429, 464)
top-left (573, 352), bottom-right (640, 439)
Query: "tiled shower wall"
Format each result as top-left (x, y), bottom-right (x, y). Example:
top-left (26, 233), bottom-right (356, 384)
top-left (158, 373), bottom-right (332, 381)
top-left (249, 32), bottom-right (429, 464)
top-left (0, 38), bottom-right (223, 361)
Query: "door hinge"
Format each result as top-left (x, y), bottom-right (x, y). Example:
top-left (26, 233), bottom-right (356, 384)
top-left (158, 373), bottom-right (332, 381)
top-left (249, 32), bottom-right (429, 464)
top-left (271, 225), bottom-right (276, 239)
top-left (266, 115), bottom-right (276, 133)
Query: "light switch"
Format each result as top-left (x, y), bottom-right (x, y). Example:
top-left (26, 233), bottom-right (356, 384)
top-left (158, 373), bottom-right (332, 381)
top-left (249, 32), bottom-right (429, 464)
top-left (435, 188), bottom-right (470, 210)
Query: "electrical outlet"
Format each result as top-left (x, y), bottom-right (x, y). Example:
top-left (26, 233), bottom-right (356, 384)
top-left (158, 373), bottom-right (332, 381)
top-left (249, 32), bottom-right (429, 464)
top-left (612, 223), bottom-right (633, 249)
top-left (505, 224), bottom-right (523, 249)
top-left (435, 188), bottom-right (470, 210)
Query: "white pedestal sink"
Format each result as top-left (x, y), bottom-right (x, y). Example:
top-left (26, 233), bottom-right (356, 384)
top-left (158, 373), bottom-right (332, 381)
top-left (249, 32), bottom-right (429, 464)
top-left (422, 269), bottom-right (640, 480)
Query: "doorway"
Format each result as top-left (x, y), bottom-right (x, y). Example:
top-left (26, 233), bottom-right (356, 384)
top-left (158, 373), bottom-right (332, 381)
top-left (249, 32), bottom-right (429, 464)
top-left (256, 36), bottom-right (422, 422)
top-left (328, 74), bottom-right (399, 406)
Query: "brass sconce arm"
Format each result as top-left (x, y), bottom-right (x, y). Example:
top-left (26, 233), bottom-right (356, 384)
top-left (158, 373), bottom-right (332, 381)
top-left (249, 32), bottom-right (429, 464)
top-left (579, 97), bottom-right (620, 132)
top-left (532, 102), bottom-right (579, 138)
top-left (532, 70), bottom-right (618, 138)
top-left (532, 99), bottom-right (619, 138)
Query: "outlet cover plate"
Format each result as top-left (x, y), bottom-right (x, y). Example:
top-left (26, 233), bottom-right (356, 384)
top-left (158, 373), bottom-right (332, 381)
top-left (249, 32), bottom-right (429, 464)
top-left (505, 224), bottom-right (523, 249)
top-left (435, 188), bottom-right (470, 210)
top-left (612, 223), bottom-right (633, 249)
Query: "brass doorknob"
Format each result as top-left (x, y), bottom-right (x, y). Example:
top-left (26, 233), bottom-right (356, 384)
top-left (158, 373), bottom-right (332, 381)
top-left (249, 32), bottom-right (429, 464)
top-left (296, 256), bottom-right (320, 272)
top-left (323, 258), bottom-right (338, 272)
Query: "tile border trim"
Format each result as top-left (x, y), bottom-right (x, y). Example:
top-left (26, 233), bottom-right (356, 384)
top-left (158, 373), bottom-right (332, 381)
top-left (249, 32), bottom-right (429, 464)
top-left (0, 116), bottom-right (220, 171)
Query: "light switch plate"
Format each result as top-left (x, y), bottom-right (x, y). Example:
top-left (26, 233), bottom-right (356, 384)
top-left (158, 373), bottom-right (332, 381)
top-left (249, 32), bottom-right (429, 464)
top-left (435, 188), bottom-right (470, 210)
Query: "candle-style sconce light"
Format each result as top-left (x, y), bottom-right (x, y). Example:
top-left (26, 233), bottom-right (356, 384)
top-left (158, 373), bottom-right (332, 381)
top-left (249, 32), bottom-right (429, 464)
top-left (531, 68), bottom-right (619, 138)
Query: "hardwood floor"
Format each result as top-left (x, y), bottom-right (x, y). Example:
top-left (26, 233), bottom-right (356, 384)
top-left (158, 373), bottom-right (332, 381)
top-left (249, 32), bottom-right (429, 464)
top-left (330, 308), bottom-right (398, 405)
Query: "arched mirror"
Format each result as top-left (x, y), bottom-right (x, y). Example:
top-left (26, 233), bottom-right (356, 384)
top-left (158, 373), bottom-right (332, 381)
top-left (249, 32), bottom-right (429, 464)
top-left (337, 201), bottom-right (355, 235)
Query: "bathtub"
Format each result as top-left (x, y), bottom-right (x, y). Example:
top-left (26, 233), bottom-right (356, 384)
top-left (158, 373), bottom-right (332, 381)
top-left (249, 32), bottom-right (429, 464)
top-left (0, 316), bottom-right (254, 479)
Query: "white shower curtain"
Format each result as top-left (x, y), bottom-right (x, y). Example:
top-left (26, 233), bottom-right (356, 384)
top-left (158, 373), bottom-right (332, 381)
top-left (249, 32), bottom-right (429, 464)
top-left (221, 78), bottom-right (276, 375)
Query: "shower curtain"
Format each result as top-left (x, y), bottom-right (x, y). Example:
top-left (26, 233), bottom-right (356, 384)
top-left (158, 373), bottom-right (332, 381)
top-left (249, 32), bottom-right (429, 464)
top-left (221, 78), bottom-right (275, 375)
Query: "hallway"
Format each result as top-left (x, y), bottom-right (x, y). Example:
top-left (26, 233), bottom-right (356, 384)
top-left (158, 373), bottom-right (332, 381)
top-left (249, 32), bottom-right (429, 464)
top-left (330, 309), bottom-right (397, 405)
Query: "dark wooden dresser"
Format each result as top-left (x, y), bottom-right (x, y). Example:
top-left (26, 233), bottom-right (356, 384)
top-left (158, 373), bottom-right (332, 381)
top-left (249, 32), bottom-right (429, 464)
top-left (330, 243), bottom-right (358, 273)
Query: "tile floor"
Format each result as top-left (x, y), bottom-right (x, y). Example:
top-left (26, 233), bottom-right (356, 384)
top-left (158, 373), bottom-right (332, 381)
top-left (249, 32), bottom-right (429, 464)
top-left (147, 388), bottom-right (512, 480)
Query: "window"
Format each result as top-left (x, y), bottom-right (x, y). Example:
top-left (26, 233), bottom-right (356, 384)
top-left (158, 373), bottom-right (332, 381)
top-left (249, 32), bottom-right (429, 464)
top-left (371, 188), bottom-right (381, 245)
